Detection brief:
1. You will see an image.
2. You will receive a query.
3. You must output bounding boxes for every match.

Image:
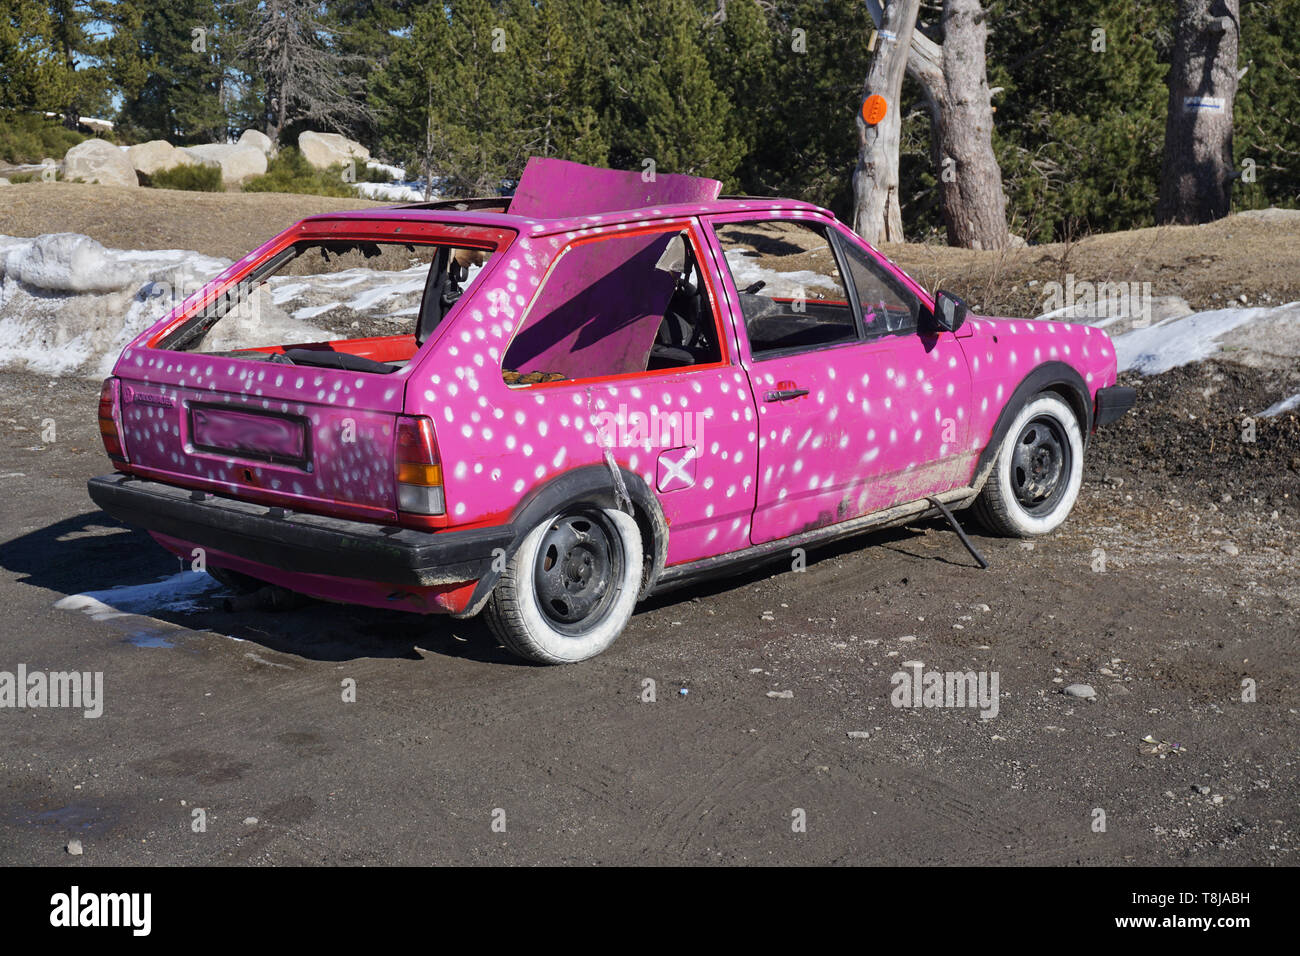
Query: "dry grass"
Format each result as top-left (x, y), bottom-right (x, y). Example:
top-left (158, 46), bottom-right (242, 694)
top-left (883, 211), bottom-right (1300, 315)
top-left (0, 182), bottom-right (385, 261)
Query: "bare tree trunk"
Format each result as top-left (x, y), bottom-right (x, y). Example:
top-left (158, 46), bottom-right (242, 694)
top-left (908, 0), bottom-right (1008, 250)
top-left (1157, 0), bottom-right (1240, 224)
top-left (856, 0), bottom-right (1008, 250)
top-left (424, 83), bottom-right (435, 202)
top-left (852, 0), bottom-right (921, 244)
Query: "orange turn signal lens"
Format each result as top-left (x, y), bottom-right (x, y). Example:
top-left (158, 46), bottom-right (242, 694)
top-left (396, 462), bottom-right (442, 486)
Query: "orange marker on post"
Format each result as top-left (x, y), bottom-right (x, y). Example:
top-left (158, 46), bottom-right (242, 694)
top-left (862, 94), bottom-right (888, 126)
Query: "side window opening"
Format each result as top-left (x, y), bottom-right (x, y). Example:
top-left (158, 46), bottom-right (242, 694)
top-left (501, 229), bottom-right (722, 386)
top-left (155, 240), bottom-right (491, 374)
top-left (836, 236), bottom-right (921, 338)
top-left (715, 220), bottom-right (858, 357)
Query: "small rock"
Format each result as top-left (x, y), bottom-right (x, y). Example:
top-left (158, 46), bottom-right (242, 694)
top-left (1063, 683), bottom-right (1097, 699)
top-left (1219, 541), bottom-right (1240, 556)
top-left (243, 816), bottom-right (259, 826)
top-left (973, 603), bottom-right (991, 613)
top-left (1212, 794), bottom-right (1225, 805)
top-left (66, 839), bottom-right (83, 856)
top-left (1019, 541), bottom-right (1035, 550)
top-left (846, 730), bottom-right (870, 739)
top-left (1193, 784), bottom-right (1211, 795)
top-left (766, 690), bottom-right (793, 699)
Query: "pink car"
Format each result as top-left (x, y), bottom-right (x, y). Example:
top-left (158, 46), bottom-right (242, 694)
top-left (89, 158), bottom-right (1134, 663)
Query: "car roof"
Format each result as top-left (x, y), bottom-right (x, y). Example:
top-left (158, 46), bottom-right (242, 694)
top-left (297, 157), bottom-right (835, 240)
top-left (299, 196), bottom-right (837, 240)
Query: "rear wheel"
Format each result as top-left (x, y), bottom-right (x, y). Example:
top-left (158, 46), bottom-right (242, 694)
top-left (973, 392), bottom-right (1084, 537)
top-left (484, 506), bottom-right (642, 664)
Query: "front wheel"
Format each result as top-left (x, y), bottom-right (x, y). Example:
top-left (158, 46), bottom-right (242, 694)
top-left (484, 506), bottom-right (642, 664)
top-left (972, 392), bottom-right (1085, 536)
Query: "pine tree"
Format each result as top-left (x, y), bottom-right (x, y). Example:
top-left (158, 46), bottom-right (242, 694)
top-left (982, 0), bottom-right (1170, 240)
top-left (1234, 0), bottom-right (1300, 211)
top-left (106, 0), bottom-right (228, 144)
top-left (603, 0), bottom-right (744, 182)
top-left (11, 0), bottom-right (113, 125)
top-left (373, 0), bottom-right (527, 196)
top-left (0, 0), bottom-right (68, 113)
top-left (329, 0), bottom-right (412, 143)
top-left (230, 0), bottom-right (373, 143)
top-left (516, 0), bottom-right (610, 166)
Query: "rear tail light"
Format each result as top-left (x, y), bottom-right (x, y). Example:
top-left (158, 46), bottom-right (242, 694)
top-left (395, 415), bottom-right (444, 515)
top-left (98, 378), bottom-right (127, 462)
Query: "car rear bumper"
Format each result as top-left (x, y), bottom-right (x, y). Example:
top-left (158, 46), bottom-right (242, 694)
top-left (87, 474), bottom-right (512, 588)
top-left (1094, 385), bottom-right (1136, 427)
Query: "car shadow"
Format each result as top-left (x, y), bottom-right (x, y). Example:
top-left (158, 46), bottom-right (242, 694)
top-left (638, 516), bottom-right (986, 611)
top-left (5, 510), bottom-right (989, 664)
top-left (0, 510), bottom-right (519, 665)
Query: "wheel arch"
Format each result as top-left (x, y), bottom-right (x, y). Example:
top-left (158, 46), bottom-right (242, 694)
top-left (970, 362), bottom-right (1092, 494)
top-left (458, 464), bottom-right (668, 617)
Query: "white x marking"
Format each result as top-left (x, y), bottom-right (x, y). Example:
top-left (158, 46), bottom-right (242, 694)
top-left (659, 446), bottom-right (697, 490)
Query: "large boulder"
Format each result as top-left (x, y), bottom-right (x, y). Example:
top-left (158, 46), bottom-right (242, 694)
top-left (237, 129), bottom-right (274, 156)
top-left (63, 139), bottom-right (138, 187)
top-left (298, 131), bottom-right (370, 170)
top-left (126, 140), bottom-right (198, 176)
top-left (181, 144), bottom-right (268, 183)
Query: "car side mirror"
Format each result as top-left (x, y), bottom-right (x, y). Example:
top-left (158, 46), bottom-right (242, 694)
top-left (930, 289), bottom-right (969, 334)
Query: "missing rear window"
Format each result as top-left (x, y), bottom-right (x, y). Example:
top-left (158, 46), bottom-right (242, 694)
top-left (156, 240), bottom-right (491, 372)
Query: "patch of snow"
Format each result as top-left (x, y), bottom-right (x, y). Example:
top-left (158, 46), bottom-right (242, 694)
top-left (1260, 393), bottom-right (1300, 417)
top-left (355, 182), bottom-right (428, 202)
top-left (365, 161), bottom-right (405, 181)
top-left (268, 280), bottom-right (311, 304)
top-left (55, 571), bottom-right (219, 621)
top-left (293, 302), bottom-right (340, 320)
top-left (1113, 302), bottom-right (1300, 374)
top-left (723, 249), bottom-right (842, 297)
top-left (2, 233), bottom-right (137, 293)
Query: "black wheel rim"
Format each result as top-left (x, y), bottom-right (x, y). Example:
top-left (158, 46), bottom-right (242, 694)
top-left (532, 511), bottom-right (624, 636)
top-left (1010, 415), bottom-right (1072, 516)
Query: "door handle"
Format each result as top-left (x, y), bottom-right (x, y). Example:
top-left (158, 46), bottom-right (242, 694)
top-left (764, 388), bottom-right (809, 402)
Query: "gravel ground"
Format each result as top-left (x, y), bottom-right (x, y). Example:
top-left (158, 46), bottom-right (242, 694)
top-left (0, 357), bottom-right (1295, 865)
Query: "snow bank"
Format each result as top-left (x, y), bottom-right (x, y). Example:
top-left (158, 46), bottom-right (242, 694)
top-left (1112, 302), bottom-right (1300, 375)
top-left (0, 233), bottom-right (231, 376)
top-left (722, 249), bottom-right (842, 298)
top-left (0, 233), bottom-right (485, 377)
top-left (355, 181), bottom-right (428, 202)
top-left (2, 233), bottom-right (138, 292)
top-left (0, 233), bottom-right (333, 377)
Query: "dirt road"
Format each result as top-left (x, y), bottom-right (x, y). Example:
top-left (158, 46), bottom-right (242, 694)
top-left (1, 360), bottom-right (1295, 865)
